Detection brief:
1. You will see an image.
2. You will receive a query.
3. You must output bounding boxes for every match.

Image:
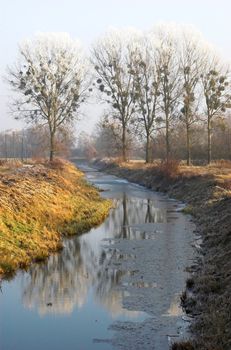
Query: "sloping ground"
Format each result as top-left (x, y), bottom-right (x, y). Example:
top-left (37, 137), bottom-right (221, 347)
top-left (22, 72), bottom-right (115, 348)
top-left (0, 160), bottom-right (111, 277)
top-left (94, 159), bottom-right (231, 350)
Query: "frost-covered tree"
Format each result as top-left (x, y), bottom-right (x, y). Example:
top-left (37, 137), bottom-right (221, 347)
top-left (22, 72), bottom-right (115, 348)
top-left (201, 62), bottom-right (231, 164)
top-left (178, 27), bottom-right (209, 165)
top-left (7, 33), bottom-right (88, 161)
top-left (152, 24), bottom-right (183, 161)
top-left (92, 28), bottom-right (141, 161)
top-left (130, 34), bottom-right (161, 163)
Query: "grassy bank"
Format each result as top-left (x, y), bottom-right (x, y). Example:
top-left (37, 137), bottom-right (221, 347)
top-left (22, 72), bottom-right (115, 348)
top-left (0, 160), bottom-right (111, 277)
top-left (94, 159), bottom-right (231, 350)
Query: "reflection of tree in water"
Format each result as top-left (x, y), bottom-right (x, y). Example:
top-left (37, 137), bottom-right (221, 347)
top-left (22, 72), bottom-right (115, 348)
top-left (112, 195), bottom-right (166, 240)
top-left (22, 236), bottom-right (126, 316)
top-left (21, 194), bottom-right (166, 316)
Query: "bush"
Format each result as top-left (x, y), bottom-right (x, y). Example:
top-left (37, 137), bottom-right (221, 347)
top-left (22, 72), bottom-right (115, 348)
top-left (46, 158), bottom-right (66, 170)
top-left (158, 159), bottom-right (180, 179)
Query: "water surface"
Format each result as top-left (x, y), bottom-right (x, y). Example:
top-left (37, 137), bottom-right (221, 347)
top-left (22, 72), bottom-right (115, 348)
top-left (0, 162), bottom-right (195, 350)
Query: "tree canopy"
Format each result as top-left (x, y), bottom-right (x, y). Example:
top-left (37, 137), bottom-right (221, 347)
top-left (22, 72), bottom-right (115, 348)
top-left (7, 33), bottom-right (88, 160)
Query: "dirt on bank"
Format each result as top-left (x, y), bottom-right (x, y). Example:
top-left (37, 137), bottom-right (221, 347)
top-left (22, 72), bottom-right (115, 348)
top-left (94, 159), bottom-right (231, 350)
top-left (0, 160), bottom-right (111, 278)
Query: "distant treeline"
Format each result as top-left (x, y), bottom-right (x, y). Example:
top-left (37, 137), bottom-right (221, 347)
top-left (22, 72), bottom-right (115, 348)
top-left (0, 126), bottom-right (75, 160)
top-left (74, 112), bottom-right (231, 163)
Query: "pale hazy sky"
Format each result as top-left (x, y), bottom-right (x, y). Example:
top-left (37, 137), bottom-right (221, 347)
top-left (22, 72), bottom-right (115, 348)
top-left (0, 0), bottom-right (230, 134)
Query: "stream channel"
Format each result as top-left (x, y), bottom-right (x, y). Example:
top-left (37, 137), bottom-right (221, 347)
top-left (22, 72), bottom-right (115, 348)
top-left (0, 161), bottom-right (195, 350)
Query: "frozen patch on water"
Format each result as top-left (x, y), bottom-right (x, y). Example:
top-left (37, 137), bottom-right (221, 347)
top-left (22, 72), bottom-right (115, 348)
top-left (122, 281), bottom-right (157, 288)
top-left (127, 223), bottom-right (165, 233)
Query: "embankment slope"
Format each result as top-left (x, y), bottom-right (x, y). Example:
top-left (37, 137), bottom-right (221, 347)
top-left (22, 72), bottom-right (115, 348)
top-left (0, 160), bottom-right (111, 277)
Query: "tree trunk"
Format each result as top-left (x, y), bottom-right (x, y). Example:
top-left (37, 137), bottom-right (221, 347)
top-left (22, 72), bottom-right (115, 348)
top-left (186, 123), bottom-right (191, 166)
top-left (122, 126), bottom-right (127, 162)
top-left (50, 131), bottom-right (55, 162)
top-left (207, 117), bottom-right (212, 165)
top-left (21, 136), bottom-right (24, 162)
top-left (166, 116), bottom-right (170, 161)
top-left (4, 134), bottom-right (7, 160)
top-left (145, 133), bottom-right (151, 163)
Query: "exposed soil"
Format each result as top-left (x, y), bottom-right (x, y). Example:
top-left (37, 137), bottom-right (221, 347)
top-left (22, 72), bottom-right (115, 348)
top-left (93, 159), bottom-right (231, 350)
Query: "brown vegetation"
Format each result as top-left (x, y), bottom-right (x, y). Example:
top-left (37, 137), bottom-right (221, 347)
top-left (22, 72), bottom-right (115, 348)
top-left (171, 342), bottom-right (194, 350)
top-left (0, 160), bottom-right (111, 277)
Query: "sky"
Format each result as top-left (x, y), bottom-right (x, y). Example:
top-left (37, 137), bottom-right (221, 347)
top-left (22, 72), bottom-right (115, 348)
top-left (0, 0), bottom-right (230, 134)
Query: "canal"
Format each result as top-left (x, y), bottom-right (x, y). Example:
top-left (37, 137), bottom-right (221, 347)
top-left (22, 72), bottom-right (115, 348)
top-left (0, 163), bottom-right (195, 350)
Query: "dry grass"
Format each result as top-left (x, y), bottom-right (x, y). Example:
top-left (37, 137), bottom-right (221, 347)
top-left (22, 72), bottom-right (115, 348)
top-left (0, 160), bottom-right (111, 277)
top-left (171, 342), bottom-right (194, 350)
top-left (157, 159), bottom-right (180, 179)
top-left (118, 160), bottom-right (231, 197)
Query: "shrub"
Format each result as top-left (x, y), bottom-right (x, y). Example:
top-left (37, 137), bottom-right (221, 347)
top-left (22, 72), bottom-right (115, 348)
top-left (46, 158), bottom-right (66, 170)
top-left (158, 159), bottom-right (180, 179)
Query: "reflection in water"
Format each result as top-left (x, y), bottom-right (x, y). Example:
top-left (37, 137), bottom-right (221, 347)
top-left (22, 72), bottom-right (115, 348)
top-left (22, 244), bottom-right (121, 315)
top-left (163, 294), bottom-right (183, 317)
top-left (108, 195), bottom-right (166, 240)
top-left (21, 195), bottom-right (166, 317)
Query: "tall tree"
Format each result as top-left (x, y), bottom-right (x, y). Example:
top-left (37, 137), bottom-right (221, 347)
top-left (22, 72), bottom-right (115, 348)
top-left (7, 33), bottom-right (88, 161)
top-left (131, 35), bottom-right (161, 163)
top-left (179, 28), bottom-right (206, 165)
top-left (154, 25), bottom-right (183, 161)
top-left (201, 63), bottom-right (231, 164)
top-left (92, 29), bottom-right (140, 161)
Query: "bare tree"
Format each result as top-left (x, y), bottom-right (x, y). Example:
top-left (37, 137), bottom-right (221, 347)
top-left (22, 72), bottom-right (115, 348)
top-left (94, 117), bottom-right (123, 158)
top-left (179, 28), bottom-right (206, 165)
top-left (7, 33), bottom-right (88, 161)
top-left (131, 35), bottom-right (161, 163)
top-left (153, 25), bottom-right (183, 161)
top-left (76, 131), bottom-right (97, 159)
top-left (91, 29), bottom-right (140, 161)
top-left (201, 61), bottom-right (231, 164)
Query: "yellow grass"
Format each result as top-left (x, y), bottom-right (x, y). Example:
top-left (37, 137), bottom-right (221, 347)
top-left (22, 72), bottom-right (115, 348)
top-left (0, 160), bottom-right (111, 276)
top-left (119, 160), bottom-right (231, 191)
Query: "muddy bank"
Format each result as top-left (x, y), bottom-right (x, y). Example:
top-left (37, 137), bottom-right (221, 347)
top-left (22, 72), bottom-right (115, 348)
top-left (0, 160), bottom-right (110, 278)
top-left (94, 159), bottom-right (231, 350)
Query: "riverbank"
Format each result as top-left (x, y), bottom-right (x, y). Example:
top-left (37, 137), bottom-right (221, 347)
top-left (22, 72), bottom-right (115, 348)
top-left (93, 159), bottom-right (231, 350)
top-left (0, 160), bottom-right (111, 278)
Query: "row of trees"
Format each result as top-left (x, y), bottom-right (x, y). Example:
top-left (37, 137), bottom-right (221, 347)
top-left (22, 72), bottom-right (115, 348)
top-left (91, 25), bottom-right (231, 164)
top-left (7, 25), bottom-right (231, 163)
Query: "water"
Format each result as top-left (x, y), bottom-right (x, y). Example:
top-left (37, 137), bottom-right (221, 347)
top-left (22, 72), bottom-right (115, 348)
top-left (0, 162), bottom-right (195, 350)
